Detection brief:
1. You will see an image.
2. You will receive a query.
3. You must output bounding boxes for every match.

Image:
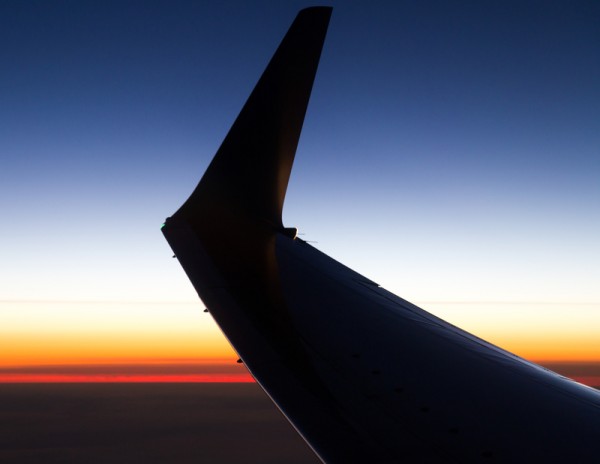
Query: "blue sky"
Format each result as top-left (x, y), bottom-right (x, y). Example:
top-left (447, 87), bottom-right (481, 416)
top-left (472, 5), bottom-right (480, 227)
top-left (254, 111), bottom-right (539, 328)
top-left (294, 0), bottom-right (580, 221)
top-left (1, 1), bottom-right (599, 363)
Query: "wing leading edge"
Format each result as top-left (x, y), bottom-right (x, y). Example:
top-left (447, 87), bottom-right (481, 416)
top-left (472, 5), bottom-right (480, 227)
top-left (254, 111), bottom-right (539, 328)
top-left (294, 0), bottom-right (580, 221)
top-left (162, 7), bottom-right (600, 463)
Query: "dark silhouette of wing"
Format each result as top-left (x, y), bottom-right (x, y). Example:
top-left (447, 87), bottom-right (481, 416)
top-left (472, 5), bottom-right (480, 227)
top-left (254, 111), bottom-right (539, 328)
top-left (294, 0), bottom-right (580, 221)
top-left (162, 7), bottom-right (600, 463)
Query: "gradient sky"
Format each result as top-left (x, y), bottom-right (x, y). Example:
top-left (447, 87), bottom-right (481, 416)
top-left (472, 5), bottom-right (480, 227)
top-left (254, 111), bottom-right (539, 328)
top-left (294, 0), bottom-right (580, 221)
top-left (1, 1), bottom-right (599, 381)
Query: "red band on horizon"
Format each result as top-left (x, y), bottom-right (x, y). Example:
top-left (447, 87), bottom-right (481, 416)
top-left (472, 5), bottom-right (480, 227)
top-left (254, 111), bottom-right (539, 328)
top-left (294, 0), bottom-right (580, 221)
top-left (0, 373), bottom-right (255, 383)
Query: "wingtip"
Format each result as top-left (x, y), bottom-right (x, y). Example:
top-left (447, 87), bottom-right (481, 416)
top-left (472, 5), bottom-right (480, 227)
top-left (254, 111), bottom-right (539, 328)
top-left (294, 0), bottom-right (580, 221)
top-left (299, 6), bottom-right (333, 14)
top-left (174, 7), bottom-right (331, 229)
top-left (297, 6), bottom-right (333, 25)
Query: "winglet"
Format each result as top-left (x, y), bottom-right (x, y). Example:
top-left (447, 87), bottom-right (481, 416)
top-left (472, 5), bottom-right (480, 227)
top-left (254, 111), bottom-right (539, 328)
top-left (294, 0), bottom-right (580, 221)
top-left (175, 7), bottom-right (332, 228)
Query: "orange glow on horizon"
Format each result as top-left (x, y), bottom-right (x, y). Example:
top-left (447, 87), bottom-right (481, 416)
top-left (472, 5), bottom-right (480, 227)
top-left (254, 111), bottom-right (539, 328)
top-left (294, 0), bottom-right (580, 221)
top-left (0, 331), bottom-right (238, 368)
top-left (482, 334), bottom-right (600, 363)
top-left (2, 300), bottom-right (599, 385)
top-left (424, 302), bottom-right (600, 363)
top-left (3, 318), bottom-right (599, 366)
top-left (0, 300), bottom-right (239, 367)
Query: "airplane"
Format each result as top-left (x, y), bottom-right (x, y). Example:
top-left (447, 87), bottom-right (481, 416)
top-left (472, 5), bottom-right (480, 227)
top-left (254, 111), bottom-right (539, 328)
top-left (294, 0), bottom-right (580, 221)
top-left (162, 7), bottom-right (600, 463)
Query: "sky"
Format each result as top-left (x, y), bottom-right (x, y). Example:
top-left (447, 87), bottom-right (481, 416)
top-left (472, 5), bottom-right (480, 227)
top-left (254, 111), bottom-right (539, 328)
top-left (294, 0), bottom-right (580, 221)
top-left (1, 0), bottom-right (599, 382)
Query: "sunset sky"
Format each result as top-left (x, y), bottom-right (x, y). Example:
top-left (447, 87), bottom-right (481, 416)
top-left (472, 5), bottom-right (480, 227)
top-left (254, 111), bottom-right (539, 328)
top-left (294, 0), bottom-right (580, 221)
top-left (1, 1), bottom-right (598, 384)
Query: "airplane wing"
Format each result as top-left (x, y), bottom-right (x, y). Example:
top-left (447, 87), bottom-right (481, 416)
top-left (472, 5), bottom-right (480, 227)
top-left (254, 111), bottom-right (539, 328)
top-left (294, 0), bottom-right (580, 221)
top-left (162, 7), bottom-right (600, 463)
